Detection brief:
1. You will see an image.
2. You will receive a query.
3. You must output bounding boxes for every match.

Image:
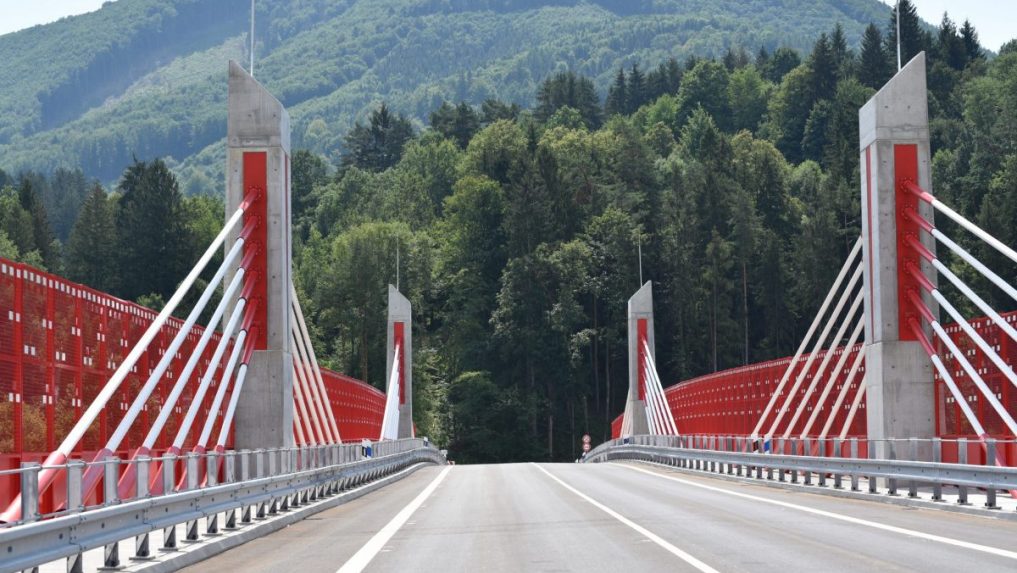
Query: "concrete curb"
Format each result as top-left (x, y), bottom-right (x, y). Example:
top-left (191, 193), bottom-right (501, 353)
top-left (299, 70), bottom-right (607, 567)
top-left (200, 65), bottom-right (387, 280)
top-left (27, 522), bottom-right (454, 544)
top-left (128, 462), bottom-right (439, 572)
top-left (623, 460), bottom-right (1017, 522)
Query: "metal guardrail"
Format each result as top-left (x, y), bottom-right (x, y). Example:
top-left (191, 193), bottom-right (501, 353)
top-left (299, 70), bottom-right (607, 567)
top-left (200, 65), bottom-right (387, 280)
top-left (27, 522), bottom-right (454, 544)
top-left (0, 439), bottom-right (445, 573)
top-left (585, 435), bottom-right (1017, 511)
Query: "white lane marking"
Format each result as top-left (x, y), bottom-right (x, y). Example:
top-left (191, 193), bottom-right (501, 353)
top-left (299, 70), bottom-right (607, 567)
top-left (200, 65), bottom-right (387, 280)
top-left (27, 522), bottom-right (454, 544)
top-left (336, 466), bottom-right (452, 573)
top-left (620, 464), bottom-right (1017, 562)
top-left (531, 463), bottom-right (719, 573)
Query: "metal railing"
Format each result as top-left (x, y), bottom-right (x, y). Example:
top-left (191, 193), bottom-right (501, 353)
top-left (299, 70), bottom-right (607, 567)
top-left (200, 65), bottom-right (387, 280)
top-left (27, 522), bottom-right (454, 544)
top-left (0, 439), bottom-right (444, 573)
top-left (586, 434), bottom-right (1017, 510)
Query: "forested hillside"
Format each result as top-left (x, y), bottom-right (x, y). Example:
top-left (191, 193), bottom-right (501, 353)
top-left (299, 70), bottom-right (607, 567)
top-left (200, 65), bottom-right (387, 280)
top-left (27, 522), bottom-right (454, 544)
top-left (1, 1), bottom-right (1015, 463)
top-left (0, 0), bottom-right (889, 190)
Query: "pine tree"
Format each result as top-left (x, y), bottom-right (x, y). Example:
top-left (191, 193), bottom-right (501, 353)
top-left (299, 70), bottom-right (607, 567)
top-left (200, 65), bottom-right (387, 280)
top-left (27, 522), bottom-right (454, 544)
top-left (604, 68), bottom-right (627, 117)
top-left (756, 46), bottom-right (770, 71)
top-left (886, 0), bottom-right (927, 68)
top-left (959, 20), bottom-right (983, 63)
top-left (937, 14), bottom-right (967, 71)
top-left (858, 23), bottom-right (892, 89)
top-left (65, 185), bottom-right (115, 291)
top-left (114, 158), bottom-right (192, 300)
top-left (17, 178), bottom-right (58, 270)
top-left (764, 47), bottom-right (802, 83)
top-left (808, 33), bottom-right (837, 102)
top-left (342, 104), bottom-right (415, 172)
top-left (535, 71), bottom-right (602, 129)
top-left (626, 63), bottom-right (647, 113)
top-left (830, 23), bottom-right (851, 76)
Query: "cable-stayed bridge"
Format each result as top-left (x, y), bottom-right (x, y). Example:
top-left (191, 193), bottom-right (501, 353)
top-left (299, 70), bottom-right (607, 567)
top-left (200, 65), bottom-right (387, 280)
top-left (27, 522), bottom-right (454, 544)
top-left (2, 53), bottom-right (1017, 572)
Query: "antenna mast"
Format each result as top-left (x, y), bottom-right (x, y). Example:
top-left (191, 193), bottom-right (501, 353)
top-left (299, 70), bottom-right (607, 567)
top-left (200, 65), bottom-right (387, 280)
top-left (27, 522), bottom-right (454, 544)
top-left (896, 0), bottom-right (902, 71)
top-left (250, 0), bottom-right (256, 77)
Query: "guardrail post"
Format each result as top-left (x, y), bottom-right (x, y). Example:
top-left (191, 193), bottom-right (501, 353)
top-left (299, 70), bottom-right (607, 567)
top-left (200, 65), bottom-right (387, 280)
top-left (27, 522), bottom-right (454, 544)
top-left (790, 439), bottom-right (800, 484)
top-left (832, 438), bottom-right (843, 489)
top-left (985, 438), bottom-right (1000, 510)
top-left (886, 440), bottom-right (899, 496)
top-left (103, 456), bottom-right (122, 568)
top-left (868, 439), bottom-right (879, 494)
top-left (241, 450), bottom-right (254, 524)
top-left (207, 454), bottom-right (221, 535)
top-left (66, 461), bottom-right (85, 573)
top-left (163, 455), bottom-right (178, 550)
top-left (931, 438), bottom-right (942, 501)
top-left (67, 460), bottom-right (84, 513)
top-left (134, 456), bottom-right (152, 560)
top-left (225, 452), bottom-right (238, 529)
top-left (267, 450), bottom-right (279, 514)
top-left (908, 438), bottom-right (919, 498)
top-left (185, 454), bottom-right (200, 541)
top-left (817, 440), bottom-right (826, 487)
top-left (19, 462), bottom-right (40, 523)
top-left (850, 438), bottom-right (860, 491)
top-left (956, 438), bottom-right (970, 505)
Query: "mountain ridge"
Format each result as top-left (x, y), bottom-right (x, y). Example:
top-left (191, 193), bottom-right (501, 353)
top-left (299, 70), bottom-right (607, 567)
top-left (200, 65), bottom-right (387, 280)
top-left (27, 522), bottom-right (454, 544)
top-left (0, 0), bottom-right (890, 193)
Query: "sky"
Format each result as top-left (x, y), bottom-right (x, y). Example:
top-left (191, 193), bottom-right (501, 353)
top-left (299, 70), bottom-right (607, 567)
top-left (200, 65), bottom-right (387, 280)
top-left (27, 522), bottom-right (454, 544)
top-left (0, 0), bottom-right (1014, 51)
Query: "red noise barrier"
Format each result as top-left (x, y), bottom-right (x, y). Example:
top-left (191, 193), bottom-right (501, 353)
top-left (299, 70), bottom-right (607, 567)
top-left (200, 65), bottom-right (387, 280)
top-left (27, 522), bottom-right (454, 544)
top-left (0, 257), bottom-right (383, 512)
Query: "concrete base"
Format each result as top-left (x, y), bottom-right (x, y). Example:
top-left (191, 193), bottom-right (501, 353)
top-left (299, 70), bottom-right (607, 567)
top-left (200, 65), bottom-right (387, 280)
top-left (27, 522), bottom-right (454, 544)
top-left (235, 350), bottom-right (294, 450)
top-left (864, 341), bottom-right (935, 460)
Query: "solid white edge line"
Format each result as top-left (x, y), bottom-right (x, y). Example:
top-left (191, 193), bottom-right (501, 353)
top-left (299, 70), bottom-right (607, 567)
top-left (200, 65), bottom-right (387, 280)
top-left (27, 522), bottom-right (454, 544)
top-left (618, 463), bottom-right (1017, 562)
top-left (336, 465), bottom-right (452, 573)
top-left (531, 463), bottom-right (719, 573)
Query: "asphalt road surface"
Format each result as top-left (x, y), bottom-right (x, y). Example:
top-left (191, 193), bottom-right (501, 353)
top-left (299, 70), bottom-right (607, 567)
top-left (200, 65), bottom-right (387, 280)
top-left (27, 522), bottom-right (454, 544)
top-left (185, 462), bottom-right (1017, 572)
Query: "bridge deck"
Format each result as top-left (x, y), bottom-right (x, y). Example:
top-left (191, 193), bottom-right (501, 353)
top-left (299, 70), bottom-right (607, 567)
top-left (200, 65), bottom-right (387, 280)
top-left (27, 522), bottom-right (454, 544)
top-left (184, 463), bottom-right (1017, 572)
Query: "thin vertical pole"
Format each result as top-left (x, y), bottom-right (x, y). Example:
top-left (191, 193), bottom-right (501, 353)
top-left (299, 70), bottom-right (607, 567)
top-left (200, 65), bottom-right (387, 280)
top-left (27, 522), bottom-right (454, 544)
top-left (896, 0), bottom-right (902, 71)
top-left (637, 236), bottom-right (643, 286)
top-left (250, 0), bottom-right (255, 77)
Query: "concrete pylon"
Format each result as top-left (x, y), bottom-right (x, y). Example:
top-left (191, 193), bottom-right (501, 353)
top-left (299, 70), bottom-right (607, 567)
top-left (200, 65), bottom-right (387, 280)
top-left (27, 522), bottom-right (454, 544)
top-left (859, 52), bottom-right (937, 457)
top-left (622, 281), bottom-right (654, 437)
top-left (386, 285), bottom-right (413, 438)
top-left (226, 60), bottom-right (294, 449)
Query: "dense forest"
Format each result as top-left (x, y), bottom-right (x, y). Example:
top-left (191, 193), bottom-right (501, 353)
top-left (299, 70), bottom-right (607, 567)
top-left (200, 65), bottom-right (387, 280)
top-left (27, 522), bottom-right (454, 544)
top-left (0, 0), bottom-right (889, 190)
top-left (1, 1), bottom-right (1016, 463)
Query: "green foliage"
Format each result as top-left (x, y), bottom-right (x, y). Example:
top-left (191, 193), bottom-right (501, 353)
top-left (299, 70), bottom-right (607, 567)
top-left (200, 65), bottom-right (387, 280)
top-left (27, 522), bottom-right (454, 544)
top-left (4, 1), bottom-right (1017, 465)
top-left (113, 159), bottom-right (193, 301)
top-left (341, 104), bottom-right (416, 172)
top-left (65, 186), bottom-right (116, 291)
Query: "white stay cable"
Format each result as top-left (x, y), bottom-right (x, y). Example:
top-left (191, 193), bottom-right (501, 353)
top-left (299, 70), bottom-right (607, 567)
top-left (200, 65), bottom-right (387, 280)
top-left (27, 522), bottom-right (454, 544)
top-left (820, 347), bottom-right (865, 440)
top-left (56, 212), bottom-right (246, 459)
top-left (643, 342), bottom-right (678, 435)
top-left (782, 290), bottom-right (864, 439)
top-left (291, 347), bottom-right (323, 445)
top-left (379, 345), bottom-right (402, 441)
top-left (800, 319), bottom-right (864, 439)
top-left (751, 237), bottom-right (862, 437)
top-left (170, 297), bottom-right (248, 450)
top-left (106, 239), bottom-right (245, 454)
top-left (142, 269), bottom-right (246, 450)
top-left (290, 305), bottom-right (336, 443)
top-left (216, 361), bottom-right (250, 449)
top-left (197, 329), bottom-right (248, 450)
top-left (837, 382), bottom-right (867, 440)
top-left (766, 264), bottom-right (863, 439)
top-left (292, 284), bottom-right (342, 441)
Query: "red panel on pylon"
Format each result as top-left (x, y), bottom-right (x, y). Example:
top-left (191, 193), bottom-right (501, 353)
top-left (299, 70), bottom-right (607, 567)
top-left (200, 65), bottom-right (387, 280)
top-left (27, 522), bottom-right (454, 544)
top-left (894, 144), bottom-right (920, 341)
top-left (243, 151), bottom-right (268, 350)
top-left (637, 318), bottom-right (647, 401)
top-left (394, 321), bottom-right (405, 404)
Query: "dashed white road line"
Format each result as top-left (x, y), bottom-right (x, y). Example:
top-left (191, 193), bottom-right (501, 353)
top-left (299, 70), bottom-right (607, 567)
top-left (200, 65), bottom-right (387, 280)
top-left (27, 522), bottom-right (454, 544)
top-left (619, 463), bottom-right (1017, 562)
top-left (336, 466), bottom-right (452, 573)
top-left (531, 463), bottom-right (719, 573)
